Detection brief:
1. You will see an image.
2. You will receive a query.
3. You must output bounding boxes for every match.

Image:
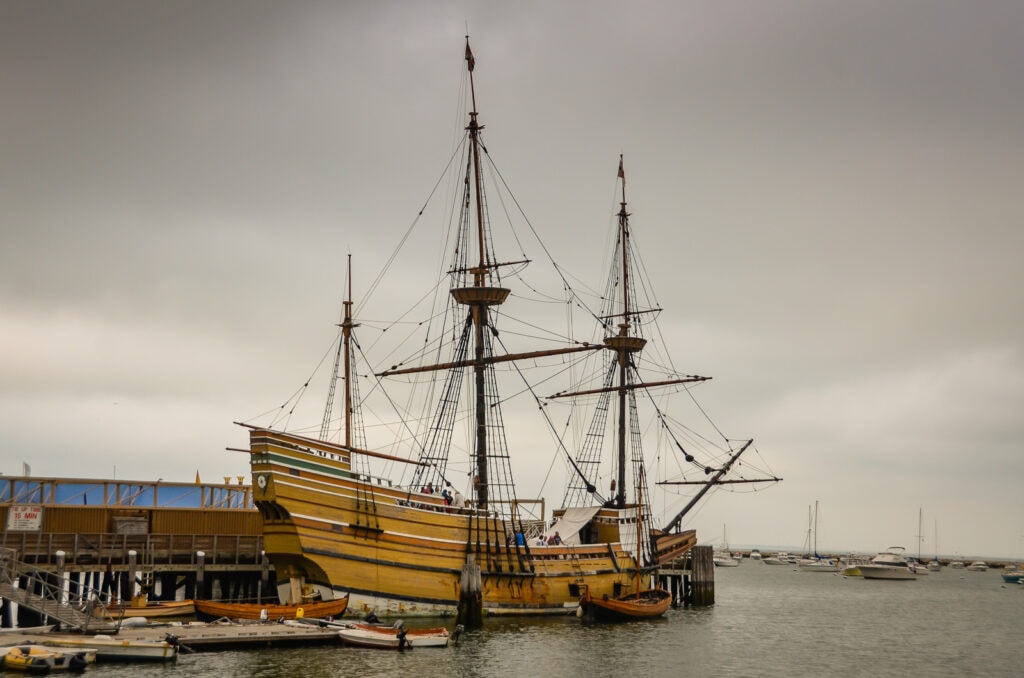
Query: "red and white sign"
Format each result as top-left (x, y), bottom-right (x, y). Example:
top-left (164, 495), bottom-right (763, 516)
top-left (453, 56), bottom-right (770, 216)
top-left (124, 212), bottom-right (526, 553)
top-left (7, 505), bottom-right (43, 531)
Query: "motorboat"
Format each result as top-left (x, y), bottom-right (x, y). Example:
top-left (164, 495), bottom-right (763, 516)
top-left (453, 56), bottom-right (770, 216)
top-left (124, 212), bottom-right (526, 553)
top-left (799, 557), bottom-right (839, 573)
top-left (1000, 566), bottom-right (1024, 583)
top-left (839, 555), bottom-right (870, 576)
top-left (907, 559), bottom-right (929, 575)
top-left (34, 633), bottom-right (180, 662)
top-left (966, 560), bottom-right (989, 572)
top-left (336, 621), bottom-right (451, 649)
top-left (762, 552), bottom-right (796, 566)
top-left (859, 547), bottom-right (918, 580)
top-left (713, 551), bottom-right (740, 567)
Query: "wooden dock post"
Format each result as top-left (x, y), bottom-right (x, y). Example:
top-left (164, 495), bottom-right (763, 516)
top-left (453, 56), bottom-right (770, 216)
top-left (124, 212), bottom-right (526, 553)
top-left (689, 544), bottom-right (715, 606)
top-left (195, 550), bottom-right (206, 600)
top-left (456, 553), bottom-right (483, 629)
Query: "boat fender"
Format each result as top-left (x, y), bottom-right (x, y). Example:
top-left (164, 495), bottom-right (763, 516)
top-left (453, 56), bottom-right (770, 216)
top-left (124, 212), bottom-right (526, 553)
top-left (70, 652), bottom-right (90, 671)
top-left (295, 607), bottom-right (304, 619)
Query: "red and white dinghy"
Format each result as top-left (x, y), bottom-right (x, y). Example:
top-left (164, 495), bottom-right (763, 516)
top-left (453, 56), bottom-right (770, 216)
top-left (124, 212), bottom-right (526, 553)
top-left (336, 621), bottom-right (452, 649)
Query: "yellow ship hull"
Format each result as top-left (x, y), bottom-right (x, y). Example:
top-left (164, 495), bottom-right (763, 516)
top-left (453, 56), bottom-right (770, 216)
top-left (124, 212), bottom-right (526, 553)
top-left (249, 428), bottom-right (643, 616)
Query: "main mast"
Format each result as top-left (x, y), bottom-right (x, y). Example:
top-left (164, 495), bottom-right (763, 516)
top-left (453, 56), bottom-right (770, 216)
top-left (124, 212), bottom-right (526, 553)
top-left (449, 39), bottom-right (510, 510)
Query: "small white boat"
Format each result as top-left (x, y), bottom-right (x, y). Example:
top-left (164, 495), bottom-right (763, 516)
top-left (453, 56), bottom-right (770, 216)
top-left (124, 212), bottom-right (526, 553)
top-left (859, 547), bottom-right (918, 580)
top-left (966, 560), bottom-right (989, 572)
top-left (799, 557), bottom-right (840, 573)
top-left (337, 621), bottom-right (451, 649)
top-left (38, 633), bottom-right (180, 662)
top-left (749, 549), bottom-right (762, 560)
top-left (713, 551), bottom-right (740, 567)
top-left (762, 552), bottom-right (796, 566)
top-left (948, 559), bottom-right (966, 569)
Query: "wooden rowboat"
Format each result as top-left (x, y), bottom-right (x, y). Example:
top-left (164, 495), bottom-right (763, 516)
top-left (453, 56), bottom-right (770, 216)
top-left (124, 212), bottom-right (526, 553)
top-left (195, 596), bottom-right (348, 621)
top-left (579, 587), bottom-right (673, 622)
top-left (95, 599), bottom-right (196, 620)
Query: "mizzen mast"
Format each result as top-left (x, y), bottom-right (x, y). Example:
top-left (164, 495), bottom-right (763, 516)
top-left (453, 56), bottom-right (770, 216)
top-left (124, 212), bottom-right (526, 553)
top-left (342, 255), bottom-right (357, 447)
top-left (603, 156), bottom-right (648, 508)
top-left (321, 254), bottom-right (361, 446)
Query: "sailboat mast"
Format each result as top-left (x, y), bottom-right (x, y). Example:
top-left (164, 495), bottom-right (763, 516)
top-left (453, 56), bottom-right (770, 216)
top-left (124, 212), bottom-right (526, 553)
top-left (813, 500), bottom-right (819, 556)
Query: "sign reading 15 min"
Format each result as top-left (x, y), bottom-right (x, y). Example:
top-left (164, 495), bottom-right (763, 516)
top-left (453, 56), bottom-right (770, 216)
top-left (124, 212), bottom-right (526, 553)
top-left (6, 505), bottom-right (43, 532)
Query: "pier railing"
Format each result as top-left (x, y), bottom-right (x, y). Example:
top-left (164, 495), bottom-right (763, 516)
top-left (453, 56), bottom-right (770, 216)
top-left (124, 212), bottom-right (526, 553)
top-left (0, 532), bottom-right (264, 569)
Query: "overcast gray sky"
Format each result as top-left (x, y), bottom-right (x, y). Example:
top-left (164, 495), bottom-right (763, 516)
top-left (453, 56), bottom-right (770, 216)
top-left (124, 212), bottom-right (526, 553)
top-left (2, 1), bottom-right (1022, 559)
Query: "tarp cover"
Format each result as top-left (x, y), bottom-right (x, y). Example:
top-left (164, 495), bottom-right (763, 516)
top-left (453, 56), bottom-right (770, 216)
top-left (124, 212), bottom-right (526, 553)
top-left (545, 506), bottom-right (602, 545)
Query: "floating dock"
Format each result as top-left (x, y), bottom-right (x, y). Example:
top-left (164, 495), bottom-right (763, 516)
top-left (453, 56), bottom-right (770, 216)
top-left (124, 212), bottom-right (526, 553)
top-left (0, 621), bottom-right (342, 652)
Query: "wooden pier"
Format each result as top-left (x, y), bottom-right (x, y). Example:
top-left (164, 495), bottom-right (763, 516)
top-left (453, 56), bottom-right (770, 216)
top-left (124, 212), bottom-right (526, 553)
top-left (657, 544), bottom-right (715, 606)
top-left (0, 475), bottom-right (270, 628)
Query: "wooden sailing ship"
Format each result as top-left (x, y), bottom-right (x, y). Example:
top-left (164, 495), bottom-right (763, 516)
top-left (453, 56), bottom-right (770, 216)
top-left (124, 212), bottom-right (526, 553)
top-left (239, 40), bottom-right (769, 622)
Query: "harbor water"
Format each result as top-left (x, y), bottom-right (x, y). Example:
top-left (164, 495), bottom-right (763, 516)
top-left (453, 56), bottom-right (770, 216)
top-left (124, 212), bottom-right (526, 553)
top-left (75, 562), bottom-right (1021, 677)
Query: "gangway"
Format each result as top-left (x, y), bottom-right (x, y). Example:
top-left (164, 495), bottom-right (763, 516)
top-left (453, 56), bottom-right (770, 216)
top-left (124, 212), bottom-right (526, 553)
top-left (0, 547), bottom-right (118, 632)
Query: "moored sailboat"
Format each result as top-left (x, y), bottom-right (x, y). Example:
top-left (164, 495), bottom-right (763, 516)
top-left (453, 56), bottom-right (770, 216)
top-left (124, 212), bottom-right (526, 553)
top-left (799, 501), bottom-right (838, 572)
top-left (239, 41), bottom-right (767, 622)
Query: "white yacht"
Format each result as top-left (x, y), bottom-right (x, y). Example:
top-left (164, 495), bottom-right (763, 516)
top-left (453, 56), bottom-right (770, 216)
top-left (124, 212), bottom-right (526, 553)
top-left (859, 547), bottom-right (918, 580)
top-left (966, 560), bottom-right (989, 572)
